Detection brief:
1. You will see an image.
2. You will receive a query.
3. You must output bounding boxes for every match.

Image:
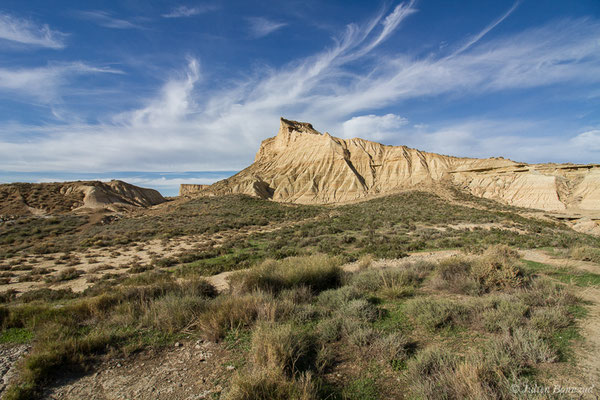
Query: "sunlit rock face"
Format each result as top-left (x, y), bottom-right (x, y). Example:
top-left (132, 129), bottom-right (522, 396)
top-left (183, 118), bottom-right (600, 214)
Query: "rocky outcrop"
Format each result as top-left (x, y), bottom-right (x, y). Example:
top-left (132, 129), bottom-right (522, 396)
top-left (182, 118), bottom-right (599, 216)
top-left (0, 180), bottom-right (166, 216)
top-left (179, 184), bottom-right (211, 197)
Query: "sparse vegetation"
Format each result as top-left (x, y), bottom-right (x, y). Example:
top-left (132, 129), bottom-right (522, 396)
top-left (0, 190), bottom-right (597, 398)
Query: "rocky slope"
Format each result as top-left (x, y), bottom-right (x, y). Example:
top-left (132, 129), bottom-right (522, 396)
top-left (183, 118), bottom-right (599, 216)
top-left (0, 180), bottom-right (166, 216)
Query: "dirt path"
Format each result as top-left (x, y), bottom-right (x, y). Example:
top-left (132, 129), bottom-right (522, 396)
top-left (520, 249), bottom-right (600, 388)
top-left (45, 340), bottom-right (235, 400)
top-left (0, 344), bottom-right (29, 396)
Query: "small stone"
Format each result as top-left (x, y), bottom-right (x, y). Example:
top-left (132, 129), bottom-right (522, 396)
top-left (174, 342), bottom-right (182, 347)
top-left (195, 344), bottom-right (201, 349)
top-left (226, 365), bottom-right (235, 371)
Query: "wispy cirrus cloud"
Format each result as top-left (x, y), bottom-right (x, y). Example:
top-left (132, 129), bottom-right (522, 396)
top-left (162, 5), bottom-right (217, 18)
top-left (451, 1), bottom-right (520, 56)
top-left (246, 17), bottom-right (287, 38)
top-left (0, 62), bottom-right (124, 103)
top-left (0, 2), bottom-right (599, 178)
top-left (0, 12), bottom-right (67, 49)
top-left (74, 10), bottom-right (141, 29)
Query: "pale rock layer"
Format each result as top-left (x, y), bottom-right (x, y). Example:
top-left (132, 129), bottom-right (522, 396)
top-left (181, 118), bottom-right (599, 217)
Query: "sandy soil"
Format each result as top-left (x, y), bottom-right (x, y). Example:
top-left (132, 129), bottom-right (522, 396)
top-left (0, 216), bottom-right (320, 295)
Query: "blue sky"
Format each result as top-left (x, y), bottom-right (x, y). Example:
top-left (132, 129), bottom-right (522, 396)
top-left (0, 0), bottom-right (599, 196)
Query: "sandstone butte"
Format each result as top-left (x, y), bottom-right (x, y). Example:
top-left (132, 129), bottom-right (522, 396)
top-left (181, 118), bottom-right (600, 221)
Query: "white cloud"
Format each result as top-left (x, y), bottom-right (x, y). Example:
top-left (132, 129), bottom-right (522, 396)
top-left (358, 1), bottom-right (417, 55)
top-left (162, 5), bottom-right (216, 18)
top-left (118, 58), bottom-right (200, 126)
top-left (246, 17), bottom-right (287, 38)
top-left (358, 118), bottom-right (600, 164)
top-left (342, 114), bottom-right (408, 141)
top-left (75, 10), bottom-right (140, 29)
top-left (0, 63), bottom-right (124, 103)
top-left (451, 1), bottom-right (520, 56)
top-left (0, 12), bottom-right (67, 49)
top-left (0, 5), bottom-right (599, 175)
top-left (570, 130), bottom-right (600, 152)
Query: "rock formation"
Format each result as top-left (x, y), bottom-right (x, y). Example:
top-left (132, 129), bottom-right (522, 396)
top-left (184, 118), bottom-right (599, 217)
top-left (0, 180), bottom-right (166, 216)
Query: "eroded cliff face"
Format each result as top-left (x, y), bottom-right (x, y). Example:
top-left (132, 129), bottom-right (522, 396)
top-left (184, 118), bottom-right (599, 215)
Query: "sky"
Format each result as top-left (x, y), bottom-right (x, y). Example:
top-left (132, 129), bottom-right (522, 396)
top-left (0, 0), bottom-right (599, 196)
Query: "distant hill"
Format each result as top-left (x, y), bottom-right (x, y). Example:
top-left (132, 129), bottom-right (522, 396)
top-left (0, 180), bottom-right (165, 216)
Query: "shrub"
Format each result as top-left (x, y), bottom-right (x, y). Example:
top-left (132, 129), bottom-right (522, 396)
top-left (518, 278), bottom-right (578, 308)
top-left (471, 245), bottom-right (525, 291)
top-left (432, 257), bottom-right (480, 295)
top-left (316, 317), bottom-right (343, 343)
top-left (44, 267), bottom-right (82, 283)
top-left (480, 296), bottom-right (529, 333)
top-left (179, 277), bottom-right (217, 298)
top-left (315, 286), bottom-right (361, 310)
top-left (143, 295), bottom-right (208, 333)
top-left (225, 369), bottom-right (317, 400)
top-left (195, 292), bottom-right (277, 341)
top-left (492, 328), bottom-right (557, 365)
top-left (229, 255), bottom-right (343, 295)
top-left (407, 347), bottom-right (458, 398)
top-left (250, 322), bottom-right (315, 376)
top-left (18, 288), bottom-right (78, 303)
top-left (569, 246), bottom-right (600, 263)
top-left (404, 298), bottom-right (470, 331)
top-left (347, 324), bottom-right (379, 347)
top-left (371, 331), bottom-right (412, 368)
top-left (529, 307), bottom-right (572, 337)
top-left (341, 299), bottom-right (380, 323)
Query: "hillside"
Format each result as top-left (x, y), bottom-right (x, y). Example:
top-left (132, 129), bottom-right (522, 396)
top-left (182, 118), bottom-right (600, 216)
top-left (0, 180), bottom-right (166, 216)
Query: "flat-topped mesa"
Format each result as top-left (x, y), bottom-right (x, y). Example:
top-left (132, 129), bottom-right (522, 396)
top-left (182, 118), bottom-right (600, 215)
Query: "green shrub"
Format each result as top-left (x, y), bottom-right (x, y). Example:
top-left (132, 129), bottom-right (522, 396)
top-left (569, 246), bottom-right (600, 263)
top-left (432, 257), bottom-right (480, 295)
top-left (316, 317), bottom-right (343, 343)
top-left (230, 255), bottom-right (343, 295)
top-left (350, 263), bottom-right (429, 296)
top-left (518, 278), bottom-right (578, 308)
top-left (315, 286), bottom-right (362, 310)
top-left (529, 307), bottom-right (572, 337)
top-left (250, 322), bottom-right (315, 376)
top-left (225, 369), bottom-right (317, 400)
top-left (472, 245), bottom-right (526, 291)
top-left (143, 295), bottom-right (208, 333)
top-left (480, 296), bottom-right (529, 333)
top-left (195, 291), bottom-right (277, 341)
top-left (404, 298), bottom-right (470, 331)
top-left (342, 299), bottom-right (380, 323)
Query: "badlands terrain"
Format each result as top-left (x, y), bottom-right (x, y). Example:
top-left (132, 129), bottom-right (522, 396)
top-left (0, 119), bottom-right (599, 399)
